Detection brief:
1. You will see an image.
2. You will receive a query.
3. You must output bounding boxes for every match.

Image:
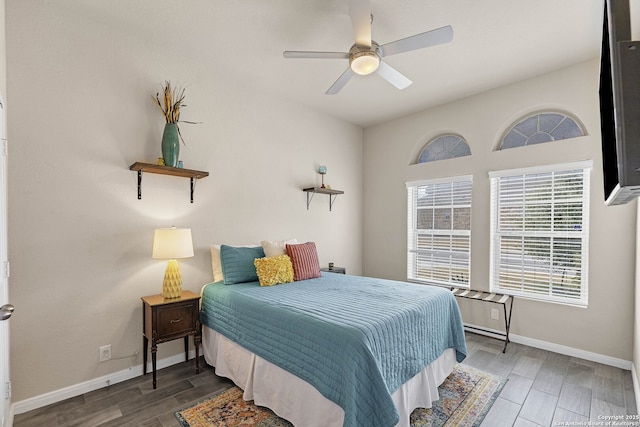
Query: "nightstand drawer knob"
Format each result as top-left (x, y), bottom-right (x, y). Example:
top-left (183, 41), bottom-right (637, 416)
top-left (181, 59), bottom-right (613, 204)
top-left (169, 318), bottom-right (183, 324)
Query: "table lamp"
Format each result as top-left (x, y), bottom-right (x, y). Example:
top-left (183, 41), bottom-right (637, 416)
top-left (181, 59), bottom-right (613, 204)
top-left (318, 165), bottom-right (327, 188)
top-left (152, 227), bottom-right (194, 298)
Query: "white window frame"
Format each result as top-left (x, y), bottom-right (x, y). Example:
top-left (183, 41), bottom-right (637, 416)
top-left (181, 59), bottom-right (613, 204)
top-left (406, 175), bottom-right (472, 288)
top-left (489, 161), bottom-right (592, 306)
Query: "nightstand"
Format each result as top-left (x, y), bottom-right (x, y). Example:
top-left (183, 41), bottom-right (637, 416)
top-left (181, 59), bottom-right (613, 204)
top-left (320, 267), bottom-right (346, 274)
top-left (141, 290), bottom-right (201, 389)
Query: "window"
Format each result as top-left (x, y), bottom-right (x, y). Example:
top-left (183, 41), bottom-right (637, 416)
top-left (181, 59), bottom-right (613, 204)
top-left (489, 161), bottom-right (591, 306)
top-left (500, 112), bottom-right (586, 150)
top-left (406, 176), bottom-right (472, 287)
top-left (417, 134), bottom-right (471, 163)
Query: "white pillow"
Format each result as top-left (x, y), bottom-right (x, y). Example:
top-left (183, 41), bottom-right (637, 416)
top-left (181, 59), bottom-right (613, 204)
top-left (261, 239), bottom-right (298, 258)
top-left (210, 244), bottom-right (260, 282)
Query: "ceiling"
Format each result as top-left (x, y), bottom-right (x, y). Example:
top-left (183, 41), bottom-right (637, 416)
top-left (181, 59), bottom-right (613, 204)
top-left (54, 0), bottom-right (604, 127)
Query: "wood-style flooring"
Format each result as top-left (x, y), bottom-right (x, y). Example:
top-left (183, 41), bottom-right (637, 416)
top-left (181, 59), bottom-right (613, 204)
top-left (12, 332), bottom-right (638, 427)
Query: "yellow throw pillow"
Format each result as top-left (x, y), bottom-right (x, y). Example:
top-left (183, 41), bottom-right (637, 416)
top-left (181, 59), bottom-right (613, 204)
top-left (254, 255), bottom-right (294, 287)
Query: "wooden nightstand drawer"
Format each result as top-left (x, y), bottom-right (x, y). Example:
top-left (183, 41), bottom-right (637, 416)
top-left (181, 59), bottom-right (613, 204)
top-left (156, 302), bottom-right (197, 339)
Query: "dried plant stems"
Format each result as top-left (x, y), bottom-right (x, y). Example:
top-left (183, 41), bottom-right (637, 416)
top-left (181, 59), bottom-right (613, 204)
top-left (153, 80), bottom-right (186, 124)
top-left (152, 81), bottom-right (200, 145)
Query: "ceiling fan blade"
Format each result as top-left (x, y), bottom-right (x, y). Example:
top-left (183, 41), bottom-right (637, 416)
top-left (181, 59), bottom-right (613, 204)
top-left (325, 68), bottom-right (355, 95)
top-left (380, 25), bottom-right (453, 57)
top-left (283, 51), bottom-right (349, 59)
top-left (376, 61), bottom-right (412, 90)
top-left (348, 0), bottom-right (371, 47)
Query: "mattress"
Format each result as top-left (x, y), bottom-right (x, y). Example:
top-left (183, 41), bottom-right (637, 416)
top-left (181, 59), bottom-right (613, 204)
top-left (200, 273), bottom-right (467, 426)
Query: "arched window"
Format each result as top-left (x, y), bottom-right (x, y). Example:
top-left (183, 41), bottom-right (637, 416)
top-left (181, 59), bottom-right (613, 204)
top-left (500, 112), bottom-right (585, 150)
top-left (417, 134), bottom-right (471, 163)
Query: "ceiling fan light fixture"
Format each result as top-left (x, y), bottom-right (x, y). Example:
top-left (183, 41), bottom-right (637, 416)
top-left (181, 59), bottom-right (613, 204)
top-left (350, 51), bottom-right (380, 75)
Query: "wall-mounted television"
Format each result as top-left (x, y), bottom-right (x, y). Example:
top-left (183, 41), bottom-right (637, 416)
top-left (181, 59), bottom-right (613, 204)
top-left (600, 0), bottom-right (640, 205)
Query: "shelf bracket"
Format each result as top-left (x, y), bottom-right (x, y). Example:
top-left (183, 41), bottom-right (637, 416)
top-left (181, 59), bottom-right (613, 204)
top-left (303, 187), bottom-right (344, 211)
top-left (129, 162), bottom-right (209, 203)
top-left (306, 191), bottom-right (315, 210)
top-left (137, 170), bottom-right (143, 200)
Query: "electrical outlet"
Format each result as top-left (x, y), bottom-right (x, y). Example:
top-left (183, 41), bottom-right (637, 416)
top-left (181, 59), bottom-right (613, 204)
top-left (99, 345), bottom-right (111, 362)
top-left (491, 308), bottom-right (499, 320)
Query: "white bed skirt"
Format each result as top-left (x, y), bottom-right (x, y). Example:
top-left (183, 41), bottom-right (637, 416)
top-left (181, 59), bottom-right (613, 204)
top-left (202, 325), bottom-right (457, 427)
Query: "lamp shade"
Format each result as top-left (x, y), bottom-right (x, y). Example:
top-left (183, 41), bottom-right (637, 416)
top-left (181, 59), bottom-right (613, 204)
top-left (152, 228), bottom-right (194, 260)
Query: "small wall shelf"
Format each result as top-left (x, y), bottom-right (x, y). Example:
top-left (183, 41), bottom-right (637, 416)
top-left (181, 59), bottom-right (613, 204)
top-left (303, 187), bottom-right (344, 211)
top-left (129, 162), bottom-right (209, 203)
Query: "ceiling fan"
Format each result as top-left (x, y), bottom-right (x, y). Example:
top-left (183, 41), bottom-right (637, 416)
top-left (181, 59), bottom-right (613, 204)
top-left (283, 0), bottom-right (454, 95)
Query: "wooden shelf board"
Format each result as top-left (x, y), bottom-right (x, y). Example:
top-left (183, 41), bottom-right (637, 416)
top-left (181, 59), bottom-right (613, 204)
top-left (129, 162), bottom-right (209, 179)
top-left (303, 187), bottom-right (344, 195)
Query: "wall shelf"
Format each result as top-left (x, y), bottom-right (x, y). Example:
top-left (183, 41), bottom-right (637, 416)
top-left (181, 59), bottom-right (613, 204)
top-left (129, 162), bottom-right (209, 203)
top-left (303, 187), bottom-right (344, 211)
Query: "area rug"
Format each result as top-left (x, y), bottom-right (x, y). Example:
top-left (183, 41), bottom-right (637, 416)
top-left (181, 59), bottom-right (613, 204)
top-left (174, 364), bottom-right (506, 427)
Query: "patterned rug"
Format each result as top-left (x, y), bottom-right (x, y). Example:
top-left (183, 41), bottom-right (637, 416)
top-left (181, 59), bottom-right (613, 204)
top-left (175, 364), bottom-right (506, 427)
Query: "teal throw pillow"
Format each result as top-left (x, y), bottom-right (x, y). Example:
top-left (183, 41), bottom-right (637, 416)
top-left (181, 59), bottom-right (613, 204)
top-left (220, 245), bottom-right (265, 285)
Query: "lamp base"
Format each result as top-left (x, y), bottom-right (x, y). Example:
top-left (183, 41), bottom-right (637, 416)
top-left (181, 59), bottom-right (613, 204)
top-left (162, 259), bottom-right (182, 298)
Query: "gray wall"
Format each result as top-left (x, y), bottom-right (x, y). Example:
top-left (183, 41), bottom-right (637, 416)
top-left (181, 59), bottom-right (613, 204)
top-left (363, 59), bottom-right (636, 361)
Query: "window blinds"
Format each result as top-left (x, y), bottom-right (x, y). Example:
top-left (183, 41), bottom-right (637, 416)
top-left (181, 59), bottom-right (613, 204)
top-left (406, 176), bottom-right (472, 287)
top-left (489, 162), bottom-right (591, 306)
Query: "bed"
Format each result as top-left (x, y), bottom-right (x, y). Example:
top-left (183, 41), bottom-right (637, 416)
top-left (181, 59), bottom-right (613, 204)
top-left (200, 243), bottom-right (467, 427)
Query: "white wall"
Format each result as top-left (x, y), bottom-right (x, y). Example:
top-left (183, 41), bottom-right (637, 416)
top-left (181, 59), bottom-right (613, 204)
top-left (5, 1), bottom-right (363, 402)
top-left (363, 59), bottom-right (636, 361)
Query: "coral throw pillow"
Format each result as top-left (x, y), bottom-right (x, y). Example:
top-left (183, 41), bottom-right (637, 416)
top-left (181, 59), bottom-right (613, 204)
top-left (286, 242), bottom-right (321, 281)
top-left (254, 255), bottom-right (294, 287)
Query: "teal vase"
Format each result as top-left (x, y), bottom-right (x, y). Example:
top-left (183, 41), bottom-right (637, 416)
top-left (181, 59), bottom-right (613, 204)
top-left (161, 123), bottom-right (180, 167)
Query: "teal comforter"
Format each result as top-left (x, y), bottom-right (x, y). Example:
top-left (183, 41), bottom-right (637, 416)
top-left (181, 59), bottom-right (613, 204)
top-left (200, 273), bottom-right (467, 427)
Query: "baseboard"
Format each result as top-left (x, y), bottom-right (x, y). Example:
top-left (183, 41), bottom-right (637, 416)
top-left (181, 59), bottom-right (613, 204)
top-left (10, 329), bottom-right (635, 417)
top-left (464, 324), bottom-right (632, 370)
top-left (11, 349), bottom-right (198, 416)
